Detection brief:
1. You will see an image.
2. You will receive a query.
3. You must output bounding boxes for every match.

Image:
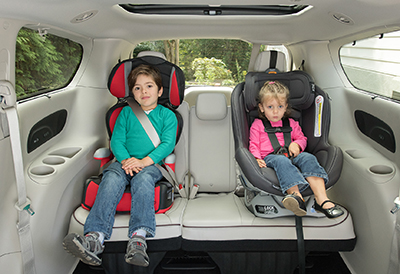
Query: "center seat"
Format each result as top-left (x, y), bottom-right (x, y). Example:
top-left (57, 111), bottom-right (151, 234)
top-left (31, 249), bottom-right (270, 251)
top-left (181, 92), bottom-right (356, 256)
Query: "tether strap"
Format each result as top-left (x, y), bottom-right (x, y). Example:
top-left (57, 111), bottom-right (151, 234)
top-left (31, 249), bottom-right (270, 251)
top-left (262, 118), bottom-right (292, 154)
top-left (295, 216), bottom-right (306, 274)
top-left (269, 50), bottom-right (278, 69)
top-left (4, 107), bottom-right (37, 274)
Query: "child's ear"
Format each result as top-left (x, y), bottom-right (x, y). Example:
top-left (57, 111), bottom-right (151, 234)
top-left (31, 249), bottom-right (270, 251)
top-left (158, 87), bottom-right (163, 97)
top-left (258, 103), bottom-right (264, 113)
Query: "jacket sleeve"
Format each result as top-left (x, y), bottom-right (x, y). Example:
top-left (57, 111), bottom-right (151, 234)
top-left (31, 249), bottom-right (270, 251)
top-left (290, 119), bottom-right (307, 151)
top-left (249, 119), bottom-right (263, 159)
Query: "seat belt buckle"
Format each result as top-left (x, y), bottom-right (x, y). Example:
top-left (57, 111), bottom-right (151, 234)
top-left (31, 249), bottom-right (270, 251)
top-left (15, 198), bottom-right (35, 216)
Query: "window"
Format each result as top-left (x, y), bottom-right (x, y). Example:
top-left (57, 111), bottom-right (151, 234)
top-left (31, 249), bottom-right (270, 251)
top-left (340, 30), bottom-right (400, 101)
top-left (133, 39), bottom-right (253, 87)
top-left (15, 27), bottom-right (83, 100)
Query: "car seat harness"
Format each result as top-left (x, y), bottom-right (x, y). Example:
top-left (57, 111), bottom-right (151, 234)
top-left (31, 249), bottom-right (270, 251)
top-left (262, 117), bottom-right (293, 158)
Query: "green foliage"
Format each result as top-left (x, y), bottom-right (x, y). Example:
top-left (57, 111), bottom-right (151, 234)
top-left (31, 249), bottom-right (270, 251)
top-left (191, 57), bottom-right (232, 84)
top-left (180, 39), bottom-right (251, 84)
top-left (15, 28), bottom-right (82, 99)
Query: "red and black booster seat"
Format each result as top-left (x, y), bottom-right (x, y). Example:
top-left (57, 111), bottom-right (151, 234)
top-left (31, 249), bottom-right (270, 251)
top-left (81, 53), bottom-right (185, 214)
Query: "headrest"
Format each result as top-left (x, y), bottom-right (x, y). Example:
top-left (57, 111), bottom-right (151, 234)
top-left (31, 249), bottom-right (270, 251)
top-left (254, 50), bottom-right (287, 72)
top-left (108, 55), bottom-right (185, 109)
top-left (244, 70), bottom-right (315, 112)
top-left (195, 93), bottom-right (227, 121)
top-left (137, 51), bottom-right (167, 60)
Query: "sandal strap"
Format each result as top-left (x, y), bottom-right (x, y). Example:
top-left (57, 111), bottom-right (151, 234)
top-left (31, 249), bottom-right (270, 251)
top-left (320, 200), bottom-right (336, 208)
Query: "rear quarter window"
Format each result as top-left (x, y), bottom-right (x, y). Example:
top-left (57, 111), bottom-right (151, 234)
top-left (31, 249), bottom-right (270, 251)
top-left (16, 27), bottom-right (83, 100)
top-left (339, 30), bottom-right (400, 101)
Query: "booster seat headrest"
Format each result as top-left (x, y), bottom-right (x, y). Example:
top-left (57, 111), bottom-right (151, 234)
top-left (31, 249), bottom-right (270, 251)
top-left (108, 55), bottom-right (185, 109)
top-left (244, 70), bottom-right (315, 112)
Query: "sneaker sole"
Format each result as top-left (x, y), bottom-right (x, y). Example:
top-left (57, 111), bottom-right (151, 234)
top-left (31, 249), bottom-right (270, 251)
top-left (62, 233), bottom-right (102, 266)
top-left (125, 253), bottom-right (149, 267)
top-left (282, 196), bottom-right (307, 217)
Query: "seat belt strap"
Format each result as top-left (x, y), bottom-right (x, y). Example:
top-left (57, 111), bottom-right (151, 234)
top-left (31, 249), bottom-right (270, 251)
top-left (262, 118), bottom-right (292, 155)
top-left (126, 98), bottom-right (186, 196)
top-left (126, 97), bottom-right (160, 147)
top-left (4, 106), bottom-right (37, 274)
top-left (388, 197), bottom-right (400, 274)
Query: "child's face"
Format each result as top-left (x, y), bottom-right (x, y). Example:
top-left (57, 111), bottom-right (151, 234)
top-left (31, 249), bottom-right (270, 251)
top-left (259, 97), bottom-right (287, 122)
top-left (132, 74), bottom-right (163, 111)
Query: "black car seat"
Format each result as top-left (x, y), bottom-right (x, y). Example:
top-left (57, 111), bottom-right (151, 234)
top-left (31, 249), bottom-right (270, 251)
top-left (231, 50), bottom-right (343, 217)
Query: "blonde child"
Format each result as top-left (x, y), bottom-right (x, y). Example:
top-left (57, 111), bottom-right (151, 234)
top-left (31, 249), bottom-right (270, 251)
top-left (249, 81), bottom-right (343, 218)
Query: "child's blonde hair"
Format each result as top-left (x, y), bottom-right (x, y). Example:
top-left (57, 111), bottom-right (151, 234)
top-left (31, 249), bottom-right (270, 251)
top-left (258, 81), bottom-right (291, 119)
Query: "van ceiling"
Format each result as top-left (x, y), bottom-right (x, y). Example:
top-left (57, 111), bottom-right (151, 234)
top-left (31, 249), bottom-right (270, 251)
top-left (0, 0), bottom-right (400, 45)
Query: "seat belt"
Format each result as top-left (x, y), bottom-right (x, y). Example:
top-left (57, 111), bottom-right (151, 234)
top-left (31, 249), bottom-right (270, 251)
top-left (1, 80), bottom-right (37, 274)
top-left (388, 197), bottom-right (400, 274)
top-left (126, 97), bottom-right (187, 198)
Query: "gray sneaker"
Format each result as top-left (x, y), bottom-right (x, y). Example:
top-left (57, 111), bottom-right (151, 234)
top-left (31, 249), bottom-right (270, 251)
top-left (62, 232), bottom-right (104, 266)
top-left (124, 235), bottom-right (149, 267)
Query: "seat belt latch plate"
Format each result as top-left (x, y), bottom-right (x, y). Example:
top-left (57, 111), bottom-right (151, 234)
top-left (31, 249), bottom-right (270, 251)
top-left (15, 198), bottom-right (35, 216)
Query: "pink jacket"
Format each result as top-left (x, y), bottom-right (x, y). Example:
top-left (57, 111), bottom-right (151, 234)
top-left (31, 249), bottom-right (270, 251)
top-left (249, 118), bottom-right (307, 159)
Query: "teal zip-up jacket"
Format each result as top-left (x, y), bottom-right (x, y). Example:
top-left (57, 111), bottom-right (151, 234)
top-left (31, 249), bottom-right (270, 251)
top-left (110, 104), bottom-right (177, 165)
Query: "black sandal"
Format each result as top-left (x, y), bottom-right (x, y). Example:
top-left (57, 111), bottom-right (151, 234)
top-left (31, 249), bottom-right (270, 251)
top-left (313, 200), bottom-right (344, 218)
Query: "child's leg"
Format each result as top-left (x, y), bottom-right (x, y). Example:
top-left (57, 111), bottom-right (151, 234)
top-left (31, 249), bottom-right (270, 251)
top-left (63, 162), bottom-right (129, 265)
top-left (264, 154), bottom-right (308, 194)
top-left (306, 176), bottom-right (334, 209)
top-left (84, 161), bottom-right (129, 238)
top-left (125, 164), bottom-right (163, 267)
top-left (128, 164), bottom-right (163, 237)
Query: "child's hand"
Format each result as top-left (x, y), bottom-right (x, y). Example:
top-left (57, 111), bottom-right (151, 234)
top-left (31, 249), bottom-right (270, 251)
top-left (256, 158), bottom-right (266, 168)
top-left (289, 142), bottom-right (301, 158)
top-left (121, 157), bottom-right (144, 175)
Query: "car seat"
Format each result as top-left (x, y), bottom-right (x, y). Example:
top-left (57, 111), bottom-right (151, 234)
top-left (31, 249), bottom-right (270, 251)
top-left (231, 51), bottom-right (343, 218)
top-left (82, 52), bottom-right (186, 214)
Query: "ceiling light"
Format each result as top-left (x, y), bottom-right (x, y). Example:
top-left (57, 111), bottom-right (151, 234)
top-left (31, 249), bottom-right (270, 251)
top-left (71, 10), bottom-right (98, 23)
top-left (330, 12), bottom-right (354, 25)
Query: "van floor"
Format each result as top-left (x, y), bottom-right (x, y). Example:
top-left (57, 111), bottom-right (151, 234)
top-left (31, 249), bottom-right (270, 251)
top-left (74, 251), bottom-right (351, 274)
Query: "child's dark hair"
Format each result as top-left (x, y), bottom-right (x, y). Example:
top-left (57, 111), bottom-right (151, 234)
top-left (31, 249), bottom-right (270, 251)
top-left (258, 81), bottom-right (291, 118)
top-left (127, 64), bottom-right (162, 92)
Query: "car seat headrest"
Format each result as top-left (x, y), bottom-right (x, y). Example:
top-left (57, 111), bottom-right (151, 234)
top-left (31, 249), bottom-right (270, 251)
top-left (244, 70), bottom-right (315, 112)
top-left (137, 51), bottom-right (167, 60)
top-left (108, 54), bottom-right (185, 109)
top-left (195, 93), bottom-right (227, 121)
top-left (254, 50), bottom-right (287, 72)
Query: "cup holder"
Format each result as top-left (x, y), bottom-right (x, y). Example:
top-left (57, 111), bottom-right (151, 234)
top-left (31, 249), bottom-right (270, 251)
top-left (42, 156), bottom-right (65, 165)
top-left (369, 165), bottom-right (394, 175)
top-left (30, 166), bottom-right (55, 176)
top-left (49, 147), bottom-right (81, 158)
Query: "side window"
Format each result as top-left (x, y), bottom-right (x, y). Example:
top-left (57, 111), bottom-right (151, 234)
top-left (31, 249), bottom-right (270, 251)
top-left (340, 30), bottom-right (400, 101)
top-left (15, 27), bottom-right (83, 100)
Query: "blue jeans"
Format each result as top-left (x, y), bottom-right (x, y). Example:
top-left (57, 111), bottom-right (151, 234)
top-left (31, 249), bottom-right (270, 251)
top-left (264, 152), bottom-right (328, 194)
top-left (84, 162), bottom-right (162, 239)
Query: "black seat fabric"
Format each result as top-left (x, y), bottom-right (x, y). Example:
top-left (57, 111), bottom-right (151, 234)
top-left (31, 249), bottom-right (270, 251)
top-left (231, 70), bottom-right (343, 196)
